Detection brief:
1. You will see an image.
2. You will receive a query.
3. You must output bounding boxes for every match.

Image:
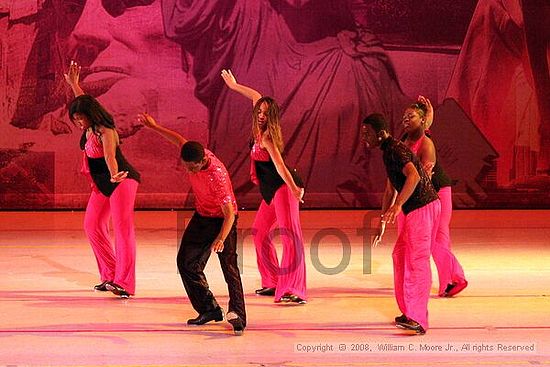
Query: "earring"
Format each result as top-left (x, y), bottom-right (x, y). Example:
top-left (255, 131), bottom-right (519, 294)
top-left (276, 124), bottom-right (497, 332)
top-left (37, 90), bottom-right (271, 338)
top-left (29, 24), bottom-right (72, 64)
top-left (377, 136), bottom-right (382, 141)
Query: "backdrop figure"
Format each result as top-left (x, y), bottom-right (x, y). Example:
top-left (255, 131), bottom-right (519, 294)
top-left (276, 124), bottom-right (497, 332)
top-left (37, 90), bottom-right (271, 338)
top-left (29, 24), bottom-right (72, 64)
top-left (162, 0), bottom-right (409, 207)
top-left (6, 0), bottom-right (206, 208)
top-left (446, 0), bottom-right (550, 188)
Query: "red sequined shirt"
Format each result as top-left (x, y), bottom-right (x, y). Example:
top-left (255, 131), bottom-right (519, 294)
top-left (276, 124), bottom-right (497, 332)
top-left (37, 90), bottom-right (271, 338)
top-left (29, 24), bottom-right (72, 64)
top-left (188, 149), bottom-right (238, 217)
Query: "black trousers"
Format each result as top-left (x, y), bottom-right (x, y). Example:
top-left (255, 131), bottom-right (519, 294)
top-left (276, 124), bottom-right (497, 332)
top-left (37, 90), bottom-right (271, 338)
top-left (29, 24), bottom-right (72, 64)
top-left (177, 212), bottom-right (246, 325)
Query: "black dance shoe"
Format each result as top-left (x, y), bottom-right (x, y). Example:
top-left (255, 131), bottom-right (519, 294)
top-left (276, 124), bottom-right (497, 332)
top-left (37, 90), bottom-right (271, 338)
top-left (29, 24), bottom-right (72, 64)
top-left (280, 294), bottom-right (307, 304)
top-left (94, 281), bottom-right (110, 292)
top-left (394, 314), bottom-right (408, 324)
top-left (255, 287), bottom-right (276, 296)
top-left (396, 318), bottom-right (426, 335)
top-left (105, 282), bottom-right (131, 299)
top-left (226, 311), bottom-right (245, 336)
top-left (187, 307), bottom-right (224, 325)
top-left (441, 280), bottom-right (468, 297)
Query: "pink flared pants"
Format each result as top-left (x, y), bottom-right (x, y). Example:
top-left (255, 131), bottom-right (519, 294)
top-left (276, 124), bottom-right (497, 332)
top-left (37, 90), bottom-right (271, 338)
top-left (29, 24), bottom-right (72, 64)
top-left (393, 199), bottom-right (441, 330)
top-left (84, 179), bottom-right (138, 295)
top-left (252, 185), bottom-right (307, 301)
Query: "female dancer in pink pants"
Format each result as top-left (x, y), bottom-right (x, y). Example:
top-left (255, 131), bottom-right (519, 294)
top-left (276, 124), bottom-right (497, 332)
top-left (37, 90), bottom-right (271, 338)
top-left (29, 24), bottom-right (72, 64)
top-left (65, 61), bottom-right (140, 298)
top-left (222, 69), bottom-right (307, 304)
top-left (400, 98), bottom-right (468, 297)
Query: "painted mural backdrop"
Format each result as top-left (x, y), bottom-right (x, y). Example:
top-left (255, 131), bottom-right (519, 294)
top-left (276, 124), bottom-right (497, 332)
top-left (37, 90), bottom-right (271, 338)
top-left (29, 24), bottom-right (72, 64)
top-left (1, 0), bottom-right (549, 209)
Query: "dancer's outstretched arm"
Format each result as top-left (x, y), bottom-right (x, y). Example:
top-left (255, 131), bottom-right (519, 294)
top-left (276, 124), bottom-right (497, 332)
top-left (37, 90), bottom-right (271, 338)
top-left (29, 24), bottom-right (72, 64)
top-left (64, 60), bottom-right (85, 97)
top-left (137, 113), bottom-right (187, 148)
top-left (221, 69), bottom-right (262, 105)
top-left (417, 95), bottom-right (433, 129)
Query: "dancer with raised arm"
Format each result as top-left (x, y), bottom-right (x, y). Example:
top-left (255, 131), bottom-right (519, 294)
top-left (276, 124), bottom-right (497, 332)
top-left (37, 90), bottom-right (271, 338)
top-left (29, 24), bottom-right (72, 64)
top-left (400, 97), bottom-right (468, 298)
top-left (222, 69), bottom-right (307, 304)
top-left (64, 61), bottom-right (140, 298)
top-left (138, 113), bottom-right (246, 335)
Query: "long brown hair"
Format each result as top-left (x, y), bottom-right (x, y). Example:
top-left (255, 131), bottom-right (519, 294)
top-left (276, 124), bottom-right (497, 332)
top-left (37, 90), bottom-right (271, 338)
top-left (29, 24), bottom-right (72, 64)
top-left (252, 97), bottom-right (284, 153)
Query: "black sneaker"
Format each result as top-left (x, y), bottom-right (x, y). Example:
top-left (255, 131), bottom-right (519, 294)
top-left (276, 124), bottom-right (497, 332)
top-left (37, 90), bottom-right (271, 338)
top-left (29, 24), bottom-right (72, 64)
top-left (105, 282), bottom-right (131, 298)
top-left (187, 307), bottom-right (224, 325)
top-left (441, 280), bottom-right (468, 297)
top-left (226, 311), bottom-right (245, 336)
top-left (280, 294), bottom-right (307, 304)
top-left (396, 318), bottom-right (426, 335)
top-left (94, 281), bottom-right (110, 292)
top-left (255, 287), bottom-right (275, 296)
top-left (394, 314), bottom-right (408, 324)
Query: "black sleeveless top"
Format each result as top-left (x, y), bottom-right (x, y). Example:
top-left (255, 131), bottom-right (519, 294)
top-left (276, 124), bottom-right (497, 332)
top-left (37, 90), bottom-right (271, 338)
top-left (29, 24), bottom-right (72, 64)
top-left (430, 160), bottom-right (452, 192)
top-left (255, 160), bottom-right (304, 204)
top-left (80, 131), bottom-right (141, 197)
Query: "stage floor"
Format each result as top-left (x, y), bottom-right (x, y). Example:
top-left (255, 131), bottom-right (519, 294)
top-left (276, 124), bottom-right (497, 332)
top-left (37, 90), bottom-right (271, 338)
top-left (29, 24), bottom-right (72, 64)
top-left (1, 210), bottom-right (549, 366)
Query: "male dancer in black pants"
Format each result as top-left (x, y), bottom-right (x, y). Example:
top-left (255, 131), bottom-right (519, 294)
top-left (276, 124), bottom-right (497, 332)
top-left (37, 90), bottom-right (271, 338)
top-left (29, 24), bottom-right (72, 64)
top-left (138, 113), bottom-right (246, 335)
